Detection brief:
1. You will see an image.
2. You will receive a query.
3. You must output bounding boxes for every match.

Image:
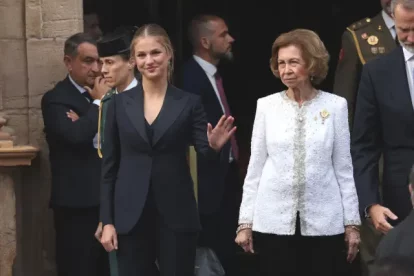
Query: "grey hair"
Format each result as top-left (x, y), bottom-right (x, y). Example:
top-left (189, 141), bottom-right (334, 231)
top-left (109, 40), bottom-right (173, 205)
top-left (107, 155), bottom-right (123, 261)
top-left (64, 32), bottom-right (97, 57)
top-left (391, 0), bottom-right (414, 14)
top-left (188, 14), bottom-right (222, 49)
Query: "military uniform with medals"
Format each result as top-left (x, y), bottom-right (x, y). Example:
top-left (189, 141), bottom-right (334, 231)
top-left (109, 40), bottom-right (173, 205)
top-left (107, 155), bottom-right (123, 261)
top-left (333, 11), bottom-right (397, 128)
top-left (96, 26), bottom-right (138, 158)
top-left (96, 27), bottom-right (139, 276)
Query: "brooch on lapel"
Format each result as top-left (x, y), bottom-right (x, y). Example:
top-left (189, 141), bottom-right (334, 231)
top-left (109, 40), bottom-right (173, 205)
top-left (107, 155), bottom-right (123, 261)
top-left (320, 109), bottom-right (330, 124)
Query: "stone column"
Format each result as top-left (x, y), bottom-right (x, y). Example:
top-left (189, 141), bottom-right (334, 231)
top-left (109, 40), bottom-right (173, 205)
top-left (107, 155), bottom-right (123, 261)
top-left (0, 115), bottom-right (38, 276)
top-left (0, 0), bottom-right (83, 275)
top-left (23, 0), bottom-right (84, 275)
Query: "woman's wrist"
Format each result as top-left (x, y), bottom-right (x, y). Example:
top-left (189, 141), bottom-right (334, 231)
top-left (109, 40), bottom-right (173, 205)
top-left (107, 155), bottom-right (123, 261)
top-left (345, 225), bottom-right (360, 232)
top-left (236, 223), bottom-right (253, 234)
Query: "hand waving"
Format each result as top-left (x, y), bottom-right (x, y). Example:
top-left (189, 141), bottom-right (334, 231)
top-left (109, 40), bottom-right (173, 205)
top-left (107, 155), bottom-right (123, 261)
top-left (207, 115), bottom-right (237, 151)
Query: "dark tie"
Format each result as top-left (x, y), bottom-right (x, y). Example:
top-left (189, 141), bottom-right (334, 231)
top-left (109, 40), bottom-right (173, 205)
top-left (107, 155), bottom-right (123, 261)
top-left (393, 27), bottom-right (399, 45)
top-left (214, 72), bottom-right (239, 161)
top-left (83, 91), bottom-right (93, 103)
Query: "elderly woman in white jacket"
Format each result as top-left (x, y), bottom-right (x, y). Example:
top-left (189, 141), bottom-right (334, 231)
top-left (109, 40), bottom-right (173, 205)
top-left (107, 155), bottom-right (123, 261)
top-left (235, 29), bottom-right (361, 276)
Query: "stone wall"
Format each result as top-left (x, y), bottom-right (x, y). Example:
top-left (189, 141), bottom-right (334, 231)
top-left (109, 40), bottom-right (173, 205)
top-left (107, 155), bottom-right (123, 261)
top-left (0, 0), bottom-right (83, 275)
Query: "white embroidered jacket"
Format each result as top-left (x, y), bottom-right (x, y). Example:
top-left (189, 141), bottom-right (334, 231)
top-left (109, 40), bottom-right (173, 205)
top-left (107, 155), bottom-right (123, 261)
top-left (238, 91), bottom-right (361, 236)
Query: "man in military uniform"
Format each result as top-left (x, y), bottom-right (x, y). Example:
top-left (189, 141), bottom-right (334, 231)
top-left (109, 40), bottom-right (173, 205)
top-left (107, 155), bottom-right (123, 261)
top-left (333, 1), bottom-right (398, 275)
top-left (95, 26), bottom-right (139, 158)
top-left (334, 0), bottom-right (398, 127)
top-left (67, 27), bottom-right (139, 276)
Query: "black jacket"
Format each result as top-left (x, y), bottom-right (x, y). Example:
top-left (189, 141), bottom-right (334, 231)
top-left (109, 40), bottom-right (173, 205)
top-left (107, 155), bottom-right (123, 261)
top-left (42, 76), bottom-right (101, 208)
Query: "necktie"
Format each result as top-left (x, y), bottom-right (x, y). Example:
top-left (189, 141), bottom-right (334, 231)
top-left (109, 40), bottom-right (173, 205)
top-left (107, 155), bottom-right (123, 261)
top-left (83, 91), bottom-right (93, 103)
top-left (214, 72), bottom-right (239, 161)
top-left (393, 26), bottom-right (399, 45)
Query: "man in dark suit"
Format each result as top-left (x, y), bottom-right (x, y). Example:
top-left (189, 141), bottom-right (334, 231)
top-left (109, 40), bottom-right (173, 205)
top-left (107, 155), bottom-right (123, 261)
top-left (376, 165), bottom-right (414, 261)
top-left (352, 0), bottom-right (414, 272)
top-left (336, 2), bottom-right (398, 274)
top-left (181, 14), bottom-right (241, 276)
top-left (41, 33), bottom-right (110, 276)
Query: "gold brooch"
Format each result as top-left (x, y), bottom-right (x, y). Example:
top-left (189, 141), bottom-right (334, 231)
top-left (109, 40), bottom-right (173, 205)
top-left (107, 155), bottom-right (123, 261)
top-left (320, 109), bottom-right (330, 124)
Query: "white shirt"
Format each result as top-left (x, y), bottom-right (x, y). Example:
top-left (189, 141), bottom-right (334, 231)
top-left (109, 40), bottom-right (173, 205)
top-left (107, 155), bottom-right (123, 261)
top-left (382, 10), bottom-right (396, 39)
top-left (68, 75), bottom-right (101, 106)
top-left (68, 75), bottom-right (101, 148)
top-left (403, 48), bottom-right (414, 109)
top-left (238, 91), bottom-right (361, 236)
top-left (193, 55), bottom-right (234, 162)
top-left (115, 78), bottom-right (138, 94)
top-left (193, 55), bottom-right (225, 112)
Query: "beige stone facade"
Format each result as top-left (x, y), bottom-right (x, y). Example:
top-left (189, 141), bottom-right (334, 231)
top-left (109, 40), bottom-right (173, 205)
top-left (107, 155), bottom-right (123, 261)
top-left (0, 0), bottom-right (83, 275)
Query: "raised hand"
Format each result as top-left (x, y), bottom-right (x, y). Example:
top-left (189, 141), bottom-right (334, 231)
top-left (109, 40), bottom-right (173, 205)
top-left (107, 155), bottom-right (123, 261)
top-left (207, 115), bottom-right (237, 151)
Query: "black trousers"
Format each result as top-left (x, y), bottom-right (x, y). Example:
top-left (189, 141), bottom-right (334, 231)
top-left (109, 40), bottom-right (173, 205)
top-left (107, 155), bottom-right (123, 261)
top-left (253, 215), bottom-right (350, 276)
top-left (198, 162), bottom-right (242, 276)
top-left (53, 207), bottom-right (109, 276)
top-left (116, 194), bottom-right (198, 276)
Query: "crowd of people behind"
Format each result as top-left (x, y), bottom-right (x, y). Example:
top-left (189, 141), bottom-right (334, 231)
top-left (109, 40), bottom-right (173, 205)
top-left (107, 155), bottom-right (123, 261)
top-left (41, 0), bottom-right (414, 275)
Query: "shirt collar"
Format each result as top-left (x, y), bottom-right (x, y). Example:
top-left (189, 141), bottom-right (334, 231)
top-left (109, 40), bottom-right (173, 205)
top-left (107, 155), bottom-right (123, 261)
top-left (382, 10), bottom-right (395, 31)
top-left (193, 55), bottom-right (217, 77)
top-left (68, 74), bottom-right (86, 94)
top-left (116, 78), bottom-right (138, 93)
top-left (403, 47), bottom-right (414, 62)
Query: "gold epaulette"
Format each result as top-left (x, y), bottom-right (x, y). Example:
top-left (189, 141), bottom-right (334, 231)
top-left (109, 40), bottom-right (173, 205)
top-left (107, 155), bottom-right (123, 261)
top-left (97, 89), bottom-right (116, 158)
top-left (188, 146), bottom-right (198, 203)
top-left (346, 18), bottom-right (372, 65)
top-left (97, 100), bottom-right (103, 158)
top-left (348, 17), bottom-right (372, 31)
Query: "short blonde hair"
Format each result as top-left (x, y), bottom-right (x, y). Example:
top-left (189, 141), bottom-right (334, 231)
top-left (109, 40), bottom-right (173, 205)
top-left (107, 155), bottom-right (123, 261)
top-left (269, 29), bottom-right (329, 86)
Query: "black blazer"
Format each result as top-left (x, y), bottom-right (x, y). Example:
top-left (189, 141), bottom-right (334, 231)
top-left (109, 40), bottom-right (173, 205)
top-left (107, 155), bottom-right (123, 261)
top-left (352, 46), bottom-right (414, 222)
top-left (100, 84), bottom-right (217, 234)
top-left (181, 58), bottom-right (232, 215)
top-left (41, 76), bottom-right (101, 208)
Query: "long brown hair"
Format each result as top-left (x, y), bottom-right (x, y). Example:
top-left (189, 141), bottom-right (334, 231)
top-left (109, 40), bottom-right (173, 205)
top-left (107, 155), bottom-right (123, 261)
top-left (130, 24), bottom-right (174, 82)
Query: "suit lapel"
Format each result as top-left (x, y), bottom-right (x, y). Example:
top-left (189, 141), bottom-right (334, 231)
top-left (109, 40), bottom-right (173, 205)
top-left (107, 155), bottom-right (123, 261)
top-left (191, 58), bottom-right (224, 116)
top-left (58, 77), bottom-right (91, 111)
top-left (152, 85), bottom-right (189, 146)
top-left (122, 86), bottom-right (149, 144)
top-left (392, 47), bottom-right (414, 115)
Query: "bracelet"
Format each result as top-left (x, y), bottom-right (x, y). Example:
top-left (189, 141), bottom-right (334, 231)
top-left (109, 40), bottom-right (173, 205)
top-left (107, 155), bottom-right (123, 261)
top-left (236, 223), bottom-right (252, 234)
top-left (346, 225), bottom-right (360, 232)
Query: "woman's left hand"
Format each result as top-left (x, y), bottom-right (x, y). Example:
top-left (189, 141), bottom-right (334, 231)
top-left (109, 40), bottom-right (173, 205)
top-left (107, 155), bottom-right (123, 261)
top-left (207, 115), bottom-right (237, 151)
top-left (345, 225), bottom-right (361, 263)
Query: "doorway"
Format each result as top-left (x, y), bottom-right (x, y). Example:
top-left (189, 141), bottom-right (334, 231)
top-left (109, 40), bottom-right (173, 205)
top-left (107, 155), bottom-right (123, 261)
top-left (93, 0), bottom-right (381, 167)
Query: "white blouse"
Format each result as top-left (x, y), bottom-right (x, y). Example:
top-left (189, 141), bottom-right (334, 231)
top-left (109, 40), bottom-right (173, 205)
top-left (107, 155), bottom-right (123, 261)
top-left (238, 91), bottom-right (361, 236)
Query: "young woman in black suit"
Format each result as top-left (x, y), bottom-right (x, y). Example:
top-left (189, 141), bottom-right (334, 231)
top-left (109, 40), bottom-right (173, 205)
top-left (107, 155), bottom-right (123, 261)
top-left (99, 24), bottom-right (236, 276)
